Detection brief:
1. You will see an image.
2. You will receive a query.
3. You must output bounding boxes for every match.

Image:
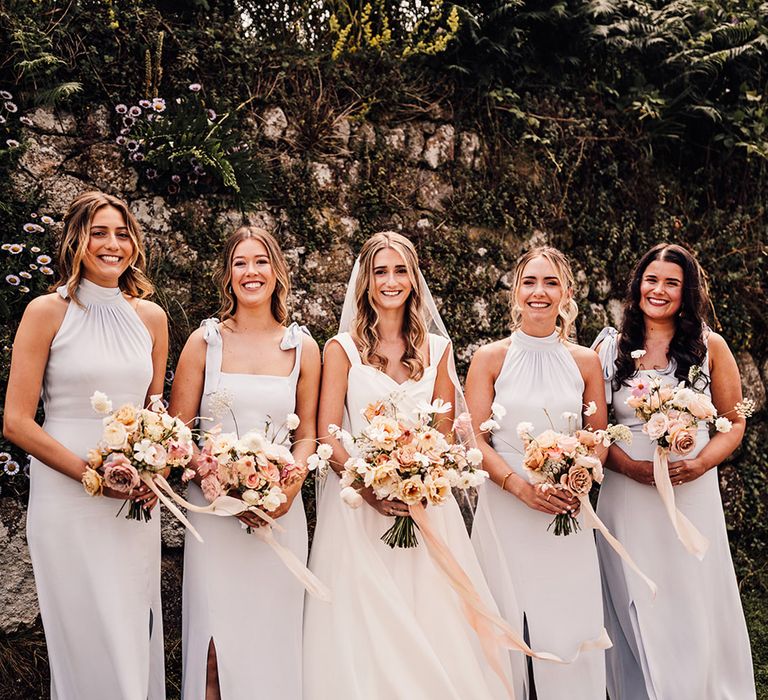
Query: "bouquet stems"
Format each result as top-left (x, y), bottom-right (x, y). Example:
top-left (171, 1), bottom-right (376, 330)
top-left (547, 512), bottom-right (580, 536)
top-left (126, 499), bottom-right (152, 522)
top-left (381, 515), bottom-right (420, 548)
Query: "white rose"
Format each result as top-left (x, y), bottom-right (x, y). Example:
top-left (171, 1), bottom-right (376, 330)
top-left (340, 486), bottom-right (363, 508)
top-left (466, 448), bottom-right (483, 467)
top-left (103, 421), bottom-right (128, 449)
top-left (715, 417), bottom-right (733, 433)
top-left (672, 387), bottom-right (696, 410)
top-left (317, 444), bottom-right (333, 460)
top-left (241, 489), bottom-right (261, 506)
top-left (90, 391), bottom-right (113, 415)
top-left (285, 413), bottom-right (300, 430)
top-left (262, 487), bottom-right (286, 512)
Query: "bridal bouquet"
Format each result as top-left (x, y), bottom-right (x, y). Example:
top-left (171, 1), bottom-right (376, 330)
top-left (625, 364), bottom-right (755, 558)
top-left (82, 391), bottom-right (194, 521)
top-left (517, 416), bottom-right (632, 536)
top-left (334, 398), bottom-right (488, 548)
top-left (197, 414), bottom-right (331, 525)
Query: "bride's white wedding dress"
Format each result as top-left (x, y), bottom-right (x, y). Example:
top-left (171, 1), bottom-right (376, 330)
top-left (303, 332), bottom-right (520, 700)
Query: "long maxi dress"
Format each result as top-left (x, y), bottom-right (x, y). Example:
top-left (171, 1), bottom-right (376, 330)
top-left (26, 278), bottom-right (165, 700)
top-left (593, 327), bottom-right (755, 700)
top-left (181, 319), bottom-right (308, 700)
top-left (303, 332), bottom-right (518, 700)
top-left (471, 330), bottom-right (607, 699)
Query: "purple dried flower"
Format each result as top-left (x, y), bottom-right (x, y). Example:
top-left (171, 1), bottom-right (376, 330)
top-left (126, 140), bottom-right (139, 151)
top-left (128, 105), bottom-right (142, 117)
top-left (4, 102), bottom-right (18, 113)
top-left (122, 116), bottom-right (136, 128)
top-left (189, 83), bottom-right (202, 92)
top-left (171, 174), bottom-right (181, 183)
top-left (115, 104), bottom-right (128, 114)
top-left (19, 116), bottom-right (33, 126)
top-left (139, 99), bottom-right (151, 109)
top-left (0, 90), bottom-right (12, 100)
top-left (145, 168), bottom-right (158, 179)
top-left (0, 115), bottom-right (6, 125)
top-left (206, 109), bottom-right (217, 121)
top-left (131, 152), bottom-right (145, 162)
top-left (5, 139), bottom-right (19, 148)
top-left (168, 183), bottom-right (179, 195)
top-left (116, 135), bottom-right (127, 146)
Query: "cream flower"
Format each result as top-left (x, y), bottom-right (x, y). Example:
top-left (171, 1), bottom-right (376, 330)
top-left (340, 486), bottom-right (363, 508)
top-left (466, 447), bottom-right (483, 467)
top-left (480, 418), bottom-right (500, 432)
top-left (630, 349), bottom-right (647, 359)
top-left (90, 391), bottom-right (113, 414)
top-left (715, 417), bottom-right (733, 433)
top-left (584, 401), bottom-right (597, 417)
top-left (516, 422), bottom-right (535, 440)
top-left (86, 448), bottom-right (103, 468)
top-left (398, 475), bottom-right (426, 505)
top-left (285, 413), bottom-right (301, 430)
top-left (491, 402), bottom-right (507, 418)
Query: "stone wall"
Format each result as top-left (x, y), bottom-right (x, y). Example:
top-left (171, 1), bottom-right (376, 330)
top-left (2, 103), bottom-right (766, 695)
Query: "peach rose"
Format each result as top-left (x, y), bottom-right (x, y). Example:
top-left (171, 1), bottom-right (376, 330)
top-left (102, 421), bottom-right (128, 450)
top-left (536, 430), bottom-right (559, 449)
top-left (557, 434), bottom-right (580, 455)
top-left (575, 430), bottom-right (599, 448)
top-left (244, 470), bottom-right (267, 490)
top-left (102, 455), bottom-right (140, 494)
top-left (565, 465), bottom-right (592, 495)
top-left (393, 444), bottom-right (418, 468)
top-left (687, 393), bottom-right (717, 421)
top-left (398, 476), bottom-right (426, 505)
top-left (113, 404), bottom-right (138, 430)
top-left (669, 428), bottom-right (696, 456)
top-left (259, 461), bottom-right (281, 484)
top-left (87, 448), bottom-right (103, 468)
top-left (524, 445), bottom-right (547, 471)
top-left (81, 467), bottom-right (104, 496)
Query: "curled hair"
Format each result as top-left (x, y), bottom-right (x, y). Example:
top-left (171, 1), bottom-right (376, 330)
top-left (215, 226), bottom-right (290, 323)
top-left (352, 231), bottom-right (428, 380)
top-left (52, 191), bottom-right (153, 305)
top-left (509, 246), bottom-right (578, 340)
top-left (614, 243), bottom-right (710, 389)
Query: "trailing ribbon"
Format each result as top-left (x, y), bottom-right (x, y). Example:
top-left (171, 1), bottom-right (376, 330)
top-left (409, 502), bottom-right (612, 700)
top-left (146, 474), bottom-right (331, 600)
top-left (652, 447), bottom-right (709, 560)
top-left (576, 494), bottom-right (657, 596)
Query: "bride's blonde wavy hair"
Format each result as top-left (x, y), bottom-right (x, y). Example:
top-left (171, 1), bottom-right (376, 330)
top-left (52, 191), bottom-right (153, 306)
top-left (509, 246), bottom-right (578, 340)
top-left (352, 231), bottom-right (428, 380)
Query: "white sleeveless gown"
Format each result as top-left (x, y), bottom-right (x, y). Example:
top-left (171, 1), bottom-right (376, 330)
top-left (593, 327), bottom-right (755, 699)
top-left (26, 278), bottom-right (165, 700)
top-left (471, 330), bottom-right (606, 699)
top-left (181, 320), bottom-right (309, 700)
top-left (303, 332), bottom-right (517, 700)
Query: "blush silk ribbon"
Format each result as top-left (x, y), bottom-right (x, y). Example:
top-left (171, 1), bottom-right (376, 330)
top-left (142, 473), bottom-right (331, 601)
top-left (408, 502), bottom-right (612, 700)
top-left (652, 447), bottom-right (709, 560)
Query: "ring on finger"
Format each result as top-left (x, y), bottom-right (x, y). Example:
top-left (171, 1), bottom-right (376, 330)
top-left (546, 494), bottom-right (552, 502)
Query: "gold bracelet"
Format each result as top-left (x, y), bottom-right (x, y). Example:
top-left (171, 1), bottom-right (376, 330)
top-left (500, 471), bottom-right (514, 492)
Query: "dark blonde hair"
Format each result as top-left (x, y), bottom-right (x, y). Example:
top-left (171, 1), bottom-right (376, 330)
top-left (509, 246), bottom-right (578, 340)
top-left (215, 226), bottom-right (290, 323)
top-left (52, 191), bottom-right (153, 305)
top-left (353, 231), bottom-right (428, 380)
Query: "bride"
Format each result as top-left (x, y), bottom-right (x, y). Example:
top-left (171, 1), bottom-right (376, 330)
top-left (303, 231), bottom-right (522, 699)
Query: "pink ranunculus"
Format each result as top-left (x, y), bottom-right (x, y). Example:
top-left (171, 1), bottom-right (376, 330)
top-left (200, 474), bottom-right (223, 502)
top-left (102, 454), bottom-right (140, 493)
top-left (259, 461), bottom-right (281, 484)
top-left (245, 471), bottom-right (267, 490)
